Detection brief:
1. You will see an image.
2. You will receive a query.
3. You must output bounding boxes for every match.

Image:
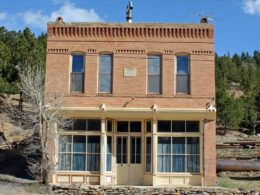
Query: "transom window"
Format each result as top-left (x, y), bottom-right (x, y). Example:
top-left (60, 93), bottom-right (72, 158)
top-left (71, 54), bottom-right (84, 93)
top-left (117, 121), bottom-right (142, 132)
top-left (65, 119), bottom-right (101, 131)
top-left (99, 54), bottom-right (113, 93)
top-left (58, 135), bottom-right (100, 172)
top-left (176, 56), bottom-right (190, 94)
top-left (157, 137), bottom-right (200, 173)
top-left (148, 55), bottom-right (161, 94)
top-left (158, 120), bottom-right (200, 133)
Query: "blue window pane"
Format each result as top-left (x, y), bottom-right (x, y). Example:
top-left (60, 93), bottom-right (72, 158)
top-left (72, 55), bottom-right (84, 73)
top-left (177, 56), bottom-right (189, 74)
top-left (158, 137), bottom-right (171, 154)
top-left (172, 137), bottom-right (185, 154)
top-left (187, 137), bottom-right (200, 154)
top-left (87, 136), bottom-right (100, 153)
top-left (158, 155), bottom-right (171, 172)
top-left (73, 136), bottom-right (86, 152)
top-left (187, 156), bottom-right (200, 173)
top-left (87, 154), bottom-right (100, 171)
top-left (73, 154), bottom-right (85, 171)
top-left (148, 75), bottom-right (160, 93)
top-left (172, 155), bottom-right (185, 172)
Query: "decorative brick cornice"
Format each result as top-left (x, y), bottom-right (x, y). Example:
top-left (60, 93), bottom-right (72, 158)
top-left (47, 23), bottom-right (214, 40)
top-left (116, 49), bottom-right (145, 54)
top-left (47, 48), bottom-right (68, 54)
top-left (192, 50), bottom-right (214, 55)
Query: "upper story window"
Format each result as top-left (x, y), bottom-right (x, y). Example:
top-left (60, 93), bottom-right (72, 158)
top-left (99, 54), bottom-right (113, 93)
top-left (71, 54), bottom-right (84, 93)
top-left (148, 55), bottom-right (161, 94)
top-left (176, 56), bottom-right (190, 94)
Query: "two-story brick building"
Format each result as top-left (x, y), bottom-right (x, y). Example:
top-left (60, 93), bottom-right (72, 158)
top-left (45, 17), bottom-right (216, 186)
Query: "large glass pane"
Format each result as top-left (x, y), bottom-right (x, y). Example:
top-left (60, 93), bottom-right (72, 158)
top-left (177, 56), bottom-right (189, 74)
top-left (158, 137), bottom-right (171, 154)
top-left (117, 121), bottom-right (128, 132)
top-left (157, 155), bottom-right (171, 172)
top-left (72, 55), bottom-right (84, 73)
top-left (176, 74), bottom-right (189, 94)
top-left (86, 119), bottom-right (101, 131)
top-left (73, 136), bottom-right (86, 153)
top-left (73, 119), bottom-right (86, 131)
top-left (158, 121), bottom-right (171, 132)
top-left (87, 154), bottom-right (100, 171)
top-left (148, 55), bottom-right (161, 94)
top-left (122, 137), bottom-right (127, 163)
top-left (172, 121), bottom-right (185, 132)
top-left (136, 137), bottom-right (141, 163)
top-left (58, 154), bottom-right (71, 170)
top-left (71, 73), bottom-right (84, 93)
top-left (99, 54), bottom-right (112, 93)
top-left (172, 155), bottom-right (185, 172)
top-left (73, 154), bottom-right (85, 171)
top-left (186, 121), bottom-right (200, 132)
top-left (87, 136), bottom-right (100, 153)
top-left (187, 137), bottom-right (200, 154)
top-left (172, 137), bottom-right (185, 154)
top-left (59, 136), bottom-right (72, 152)
top-left (130, 121), bottom-right (141, 132)
top-left (187, 155), bottom-right (200, 173)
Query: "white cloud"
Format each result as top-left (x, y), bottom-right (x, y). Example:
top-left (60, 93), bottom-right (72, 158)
top-left (0, 12), bottom-right (7, 21)
top-left (243, 0), bottom-right (260, 15)
top-left (22, 1), bottom-right (103, 30)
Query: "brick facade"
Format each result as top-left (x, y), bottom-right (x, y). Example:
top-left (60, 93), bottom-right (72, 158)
top-left (45, 21), bottom-right (216, 186)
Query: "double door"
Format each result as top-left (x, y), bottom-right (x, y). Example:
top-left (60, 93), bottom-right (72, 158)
top-left (116, 135), bottom-right (143, 185)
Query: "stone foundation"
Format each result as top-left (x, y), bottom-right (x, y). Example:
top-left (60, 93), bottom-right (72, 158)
top-left (52, 185), bottom-right (259, 195)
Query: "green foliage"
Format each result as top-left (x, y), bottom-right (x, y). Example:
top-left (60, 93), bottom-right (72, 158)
top-left (216, 51), bottom-right (260, 134)
top-left (0, 26), bottom-right (46, 93)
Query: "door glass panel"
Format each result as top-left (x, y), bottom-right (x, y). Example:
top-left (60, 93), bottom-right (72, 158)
top-left (130, 137), bottom-right (141, 164)
top-left (117, 137), bottom-right (127, 164)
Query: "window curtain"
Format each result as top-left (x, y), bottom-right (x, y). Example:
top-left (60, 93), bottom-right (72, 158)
top-left (172, 137), bottom-right (185, 172)
top-left (87, 136), bottom-right (100, 171)
top-left (73, 136), bottom-right (86, 171)
top-left (158, 137), bottom-right (171, 172)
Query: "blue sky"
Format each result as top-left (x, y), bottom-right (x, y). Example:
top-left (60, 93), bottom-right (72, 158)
top-left (0, 0), bottom-right (260, 55)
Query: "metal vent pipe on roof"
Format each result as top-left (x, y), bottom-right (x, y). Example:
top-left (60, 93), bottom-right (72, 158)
top-left (126, 1), bottom-right (133, 23)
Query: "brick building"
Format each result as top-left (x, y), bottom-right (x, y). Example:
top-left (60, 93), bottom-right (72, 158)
top-left (45, 17), bottom-right (216, 186)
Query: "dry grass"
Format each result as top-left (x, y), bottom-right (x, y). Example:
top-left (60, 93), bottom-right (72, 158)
top-left (217, 176), bottom-right (260, 192)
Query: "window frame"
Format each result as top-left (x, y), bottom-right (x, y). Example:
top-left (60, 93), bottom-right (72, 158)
top-left (70, 53), bottom-right (85, 94)
top-left (157, 136), bottom-right (201, 174)
top-left (58, 135), bottom-right (101, 172)
top-left (176, 55), bottom-right (190, 95)
top-left (147, 54), bottom-right (162, 94)
top-left (98, 53), bottom-right (113, 94)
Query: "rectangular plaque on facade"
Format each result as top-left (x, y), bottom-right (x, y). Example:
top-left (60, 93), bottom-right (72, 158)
top-left (124, 68), bottom-right (137, 77)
